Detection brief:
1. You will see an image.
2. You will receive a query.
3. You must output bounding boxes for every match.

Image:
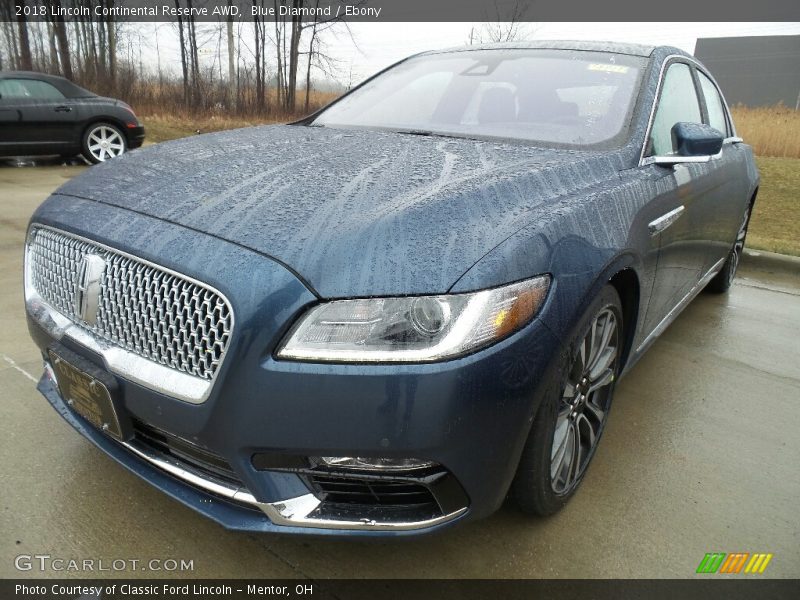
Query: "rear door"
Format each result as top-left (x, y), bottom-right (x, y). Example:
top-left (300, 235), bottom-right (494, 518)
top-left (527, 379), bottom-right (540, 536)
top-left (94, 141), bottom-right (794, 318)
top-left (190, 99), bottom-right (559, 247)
top-left (694, 69), bottom-right (752, 271)
top-left (640, 60), bottom-right (722, 334)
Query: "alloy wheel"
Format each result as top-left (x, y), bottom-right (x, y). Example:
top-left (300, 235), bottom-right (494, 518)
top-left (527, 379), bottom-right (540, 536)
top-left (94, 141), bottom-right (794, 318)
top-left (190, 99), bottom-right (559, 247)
top-left (87, 125), bottom-right (125, 162)
top-left (550, 307), bottom-right (620, 494)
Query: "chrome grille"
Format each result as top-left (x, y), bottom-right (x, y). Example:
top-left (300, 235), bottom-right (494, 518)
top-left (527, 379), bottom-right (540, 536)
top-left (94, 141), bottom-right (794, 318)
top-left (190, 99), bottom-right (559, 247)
top-left (27, 226), bottom-right (233, 381)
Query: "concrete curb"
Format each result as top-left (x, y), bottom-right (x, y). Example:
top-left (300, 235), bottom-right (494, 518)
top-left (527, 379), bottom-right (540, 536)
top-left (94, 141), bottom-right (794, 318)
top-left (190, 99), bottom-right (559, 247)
top-left (742, 248), bottom-right (800, 276)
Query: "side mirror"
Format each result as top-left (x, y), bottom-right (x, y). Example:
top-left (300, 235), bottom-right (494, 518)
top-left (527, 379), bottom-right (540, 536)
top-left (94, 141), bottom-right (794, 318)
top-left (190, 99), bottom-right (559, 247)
top-left (672, 122), bottom-right (724, 157)
top-left (643, 122), bottom-right (725, 166)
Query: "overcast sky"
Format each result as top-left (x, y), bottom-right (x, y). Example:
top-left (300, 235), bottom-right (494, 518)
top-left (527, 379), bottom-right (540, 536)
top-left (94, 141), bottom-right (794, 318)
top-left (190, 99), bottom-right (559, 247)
top-left (141, 21), bottom-right (800, 87)
top-left (335, 22), bottom-right (800, 82)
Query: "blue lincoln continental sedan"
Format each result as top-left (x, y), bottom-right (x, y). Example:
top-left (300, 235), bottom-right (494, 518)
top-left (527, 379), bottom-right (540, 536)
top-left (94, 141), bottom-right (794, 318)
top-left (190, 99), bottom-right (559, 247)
top-left (24, 41), bottom-right (758, 536)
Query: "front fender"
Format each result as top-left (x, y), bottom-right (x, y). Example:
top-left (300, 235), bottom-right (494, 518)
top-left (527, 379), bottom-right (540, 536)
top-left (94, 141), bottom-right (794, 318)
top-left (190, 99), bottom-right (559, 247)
top-left (449, 190), bottom-right (648, 347)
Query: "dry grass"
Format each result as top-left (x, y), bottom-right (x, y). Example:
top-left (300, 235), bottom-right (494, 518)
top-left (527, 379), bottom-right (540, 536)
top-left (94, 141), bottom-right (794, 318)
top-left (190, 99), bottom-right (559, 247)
top-left (747, 156), bottom-right (800, 256)
top-left (731, 105), bottom-right (800, 158)
top-left (137, 88), bottom-right (340, 144)
top-left (140, 113), bottom-right (281, 144)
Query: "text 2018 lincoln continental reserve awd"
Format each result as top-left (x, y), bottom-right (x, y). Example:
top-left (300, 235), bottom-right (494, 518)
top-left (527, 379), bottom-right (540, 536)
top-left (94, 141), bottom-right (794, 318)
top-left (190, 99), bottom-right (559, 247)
top-left (24, 41), bottom-right (758, 536)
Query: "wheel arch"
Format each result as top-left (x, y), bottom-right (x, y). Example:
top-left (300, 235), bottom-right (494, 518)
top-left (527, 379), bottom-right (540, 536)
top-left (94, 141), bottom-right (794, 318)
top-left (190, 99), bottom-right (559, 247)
top-left (748, 185), bottom-right (759, 213)
top-left (608, 268), bottom-right (640, 373)
top-left (552, 251), bottom-right (643, 375)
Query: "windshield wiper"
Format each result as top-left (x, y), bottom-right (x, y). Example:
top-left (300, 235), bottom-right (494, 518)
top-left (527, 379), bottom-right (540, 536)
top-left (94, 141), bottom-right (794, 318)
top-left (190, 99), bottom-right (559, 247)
top-left (393, 129), bottom-right (433, 136)
top-left (392, 129), bottom-right (465, 140)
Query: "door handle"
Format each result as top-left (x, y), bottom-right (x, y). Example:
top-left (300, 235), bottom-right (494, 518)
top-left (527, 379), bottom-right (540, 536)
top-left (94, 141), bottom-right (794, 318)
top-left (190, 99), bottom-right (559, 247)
top-left (54, 105), bottom-right (72, 112)
top-left (649, 206), bottom-right (685, 236)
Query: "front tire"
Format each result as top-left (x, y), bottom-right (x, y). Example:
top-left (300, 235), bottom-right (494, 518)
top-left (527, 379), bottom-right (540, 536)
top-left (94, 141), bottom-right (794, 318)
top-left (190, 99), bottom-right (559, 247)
top-left (82, 123), bottom-right (127, 164)
top-left (512, 285), bottom-right (623, 516)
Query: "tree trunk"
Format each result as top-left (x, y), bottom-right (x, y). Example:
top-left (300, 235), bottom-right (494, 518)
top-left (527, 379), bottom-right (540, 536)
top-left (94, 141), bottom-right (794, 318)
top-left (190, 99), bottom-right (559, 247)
top-left (87, 19), bottom-right (99, 81)
top-left (286, 1), bottom-right (303, 112)
top-left (175, 1), bottom-right (189, 106)
top-left (304, 7), bottom-right (319, 113)
top-left (33, 22), bottom-right (47, 70)
top-left (47, 21), bottom-right (59, 73)
top-left (227, 1), bottom-right (236, 110)
top-left (106, 3), bottom-right (117, 87)
top-left (16, 13), bottom-right (33, 70)
top-left (186, 0), bottom-right (201, 108)
top-left (254, 1), bottom-right (267, 113)
top-left (272, 0), bottom-right (283, 109)
top-left (0, 2), bottom-right (14, 69)
top-left (51, 0), bottom-right (73, 79)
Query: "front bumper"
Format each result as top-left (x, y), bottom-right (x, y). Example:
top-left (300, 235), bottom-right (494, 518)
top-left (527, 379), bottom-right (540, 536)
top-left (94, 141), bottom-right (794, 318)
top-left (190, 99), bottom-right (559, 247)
top-left (126, 125), bottom-right (146, 149)
top-left (38, 372), bottom-right (468, 535)
top-left (25, 197), bottom-right (560, 536)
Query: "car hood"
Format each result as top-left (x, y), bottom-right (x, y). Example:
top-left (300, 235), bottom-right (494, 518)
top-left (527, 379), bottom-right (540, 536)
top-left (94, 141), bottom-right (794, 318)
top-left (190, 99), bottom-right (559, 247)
top-left (56, 125), bottom-right (624, 297)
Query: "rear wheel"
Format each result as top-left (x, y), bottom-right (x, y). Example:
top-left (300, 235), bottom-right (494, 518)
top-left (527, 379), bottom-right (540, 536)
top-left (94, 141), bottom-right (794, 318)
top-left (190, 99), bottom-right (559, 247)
top-left (512, 285), bottom-right (623, 516)
top-left (82, 123), bottom-right (127, 164)
top-left (707, 203), bottom-right (752, 294)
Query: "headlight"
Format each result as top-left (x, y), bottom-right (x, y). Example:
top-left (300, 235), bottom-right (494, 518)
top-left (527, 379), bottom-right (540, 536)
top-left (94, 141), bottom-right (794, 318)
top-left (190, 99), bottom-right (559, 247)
top-left (276, 275), bottom-right (550, 363)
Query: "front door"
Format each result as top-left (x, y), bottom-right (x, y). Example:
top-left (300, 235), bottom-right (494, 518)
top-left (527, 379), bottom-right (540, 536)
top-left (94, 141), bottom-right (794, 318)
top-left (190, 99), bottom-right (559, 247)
top-left (0, 77), bottom-right (78, 155)
top-left (640, 60), bottom-right (720, 335)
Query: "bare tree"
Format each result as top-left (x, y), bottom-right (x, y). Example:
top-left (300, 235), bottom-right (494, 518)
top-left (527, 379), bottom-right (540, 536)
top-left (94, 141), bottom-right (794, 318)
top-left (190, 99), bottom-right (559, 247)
top-left (47, 21), bottom-right (59, 72)
top-left (227, 0), bottom-right (236, 109)
top-left (106, 1), bottom-right (117, 86)
top-left (16, 11), bottom-right (33, 70)
top-left (174, 1), bottom-right (190, 104)
top-left (0, 0), bottom-right (20, 70)
top-left (469, 1), bottom-right (531, 44)
top-left (50, 0), bottom-right (74, 79)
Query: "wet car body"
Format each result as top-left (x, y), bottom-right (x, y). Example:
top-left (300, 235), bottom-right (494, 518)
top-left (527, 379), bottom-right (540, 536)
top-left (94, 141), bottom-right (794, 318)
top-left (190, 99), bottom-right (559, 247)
top-left (24, 42), bottom-right (759, 536)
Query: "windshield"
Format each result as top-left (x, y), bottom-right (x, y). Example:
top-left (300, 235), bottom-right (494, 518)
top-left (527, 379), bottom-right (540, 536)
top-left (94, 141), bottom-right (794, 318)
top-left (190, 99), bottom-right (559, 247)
top-left (313, 49), bottom-right (646, 148)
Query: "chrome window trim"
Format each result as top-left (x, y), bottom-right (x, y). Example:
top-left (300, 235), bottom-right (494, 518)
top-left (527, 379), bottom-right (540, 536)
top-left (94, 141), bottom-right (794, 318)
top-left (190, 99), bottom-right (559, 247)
top-left (638, 54), bottom-right (739, 167)
top-left (641, 148), bottom-right (723, 166)
top-left (25, 224), bottom-right (235, 404)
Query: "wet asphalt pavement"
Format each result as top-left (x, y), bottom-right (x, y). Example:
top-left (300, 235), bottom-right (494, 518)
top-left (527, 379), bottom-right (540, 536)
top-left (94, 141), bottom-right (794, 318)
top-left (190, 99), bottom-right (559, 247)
top-left (1, 161), bottom-right (798, 579)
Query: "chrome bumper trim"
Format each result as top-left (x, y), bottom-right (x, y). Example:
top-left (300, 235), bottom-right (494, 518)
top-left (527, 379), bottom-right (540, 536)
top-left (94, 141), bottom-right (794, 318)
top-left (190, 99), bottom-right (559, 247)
top-left (26, 295), bottom-right (211, 403)
top-left (120, 432), bottom-right (466, 531)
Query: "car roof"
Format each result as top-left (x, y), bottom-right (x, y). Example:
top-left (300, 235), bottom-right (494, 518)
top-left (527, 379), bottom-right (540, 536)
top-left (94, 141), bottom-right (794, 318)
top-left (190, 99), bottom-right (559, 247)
top-left (424, 40), bottom-right (667, 58)
top-left (0, 70), bottom-right (96, 97)
top-left (0, 70), bottom-right (68, 81)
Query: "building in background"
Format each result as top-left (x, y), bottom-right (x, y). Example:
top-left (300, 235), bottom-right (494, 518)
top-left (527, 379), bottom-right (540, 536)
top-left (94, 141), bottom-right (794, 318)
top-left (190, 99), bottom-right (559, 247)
top-left (694, 35), bottom-right (800, 109)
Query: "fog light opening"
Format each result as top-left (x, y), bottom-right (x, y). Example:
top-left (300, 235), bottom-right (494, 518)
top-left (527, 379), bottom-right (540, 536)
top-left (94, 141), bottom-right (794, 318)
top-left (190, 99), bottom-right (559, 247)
top-left (318, 456), bottom-right (436, 471)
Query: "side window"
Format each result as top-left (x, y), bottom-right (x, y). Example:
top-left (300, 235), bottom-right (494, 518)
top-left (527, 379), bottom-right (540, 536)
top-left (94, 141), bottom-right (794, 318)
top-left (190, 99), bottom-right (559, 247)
top-left (697, 72), bottom-right (729, 136)
top-left (0, 79), bottom-right (65, 100)
top-left (649, 63), bottom-right (702, 156)
top-left (0, 79), bottom-right (30, 99)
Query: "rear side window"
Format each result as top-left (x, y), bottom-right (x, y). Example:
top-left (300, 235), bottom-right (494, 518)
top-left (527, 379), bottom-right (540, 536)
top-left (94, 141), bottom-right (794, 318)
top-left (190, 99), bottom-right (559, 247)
top-left (697, 72), bottom-right (729, 136)
top-left (649, 62), bottom-right (702, 155)
top-left (0, 78), bottom-right (65, 100)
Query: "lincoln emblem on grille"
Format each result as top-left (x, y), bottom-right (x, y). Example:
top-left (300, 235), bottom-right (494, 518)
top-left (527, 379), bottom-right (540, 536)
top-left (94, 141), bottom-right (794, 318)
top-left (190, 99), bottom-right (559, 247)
top-left (74, 254), bottom-right (106, 325)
